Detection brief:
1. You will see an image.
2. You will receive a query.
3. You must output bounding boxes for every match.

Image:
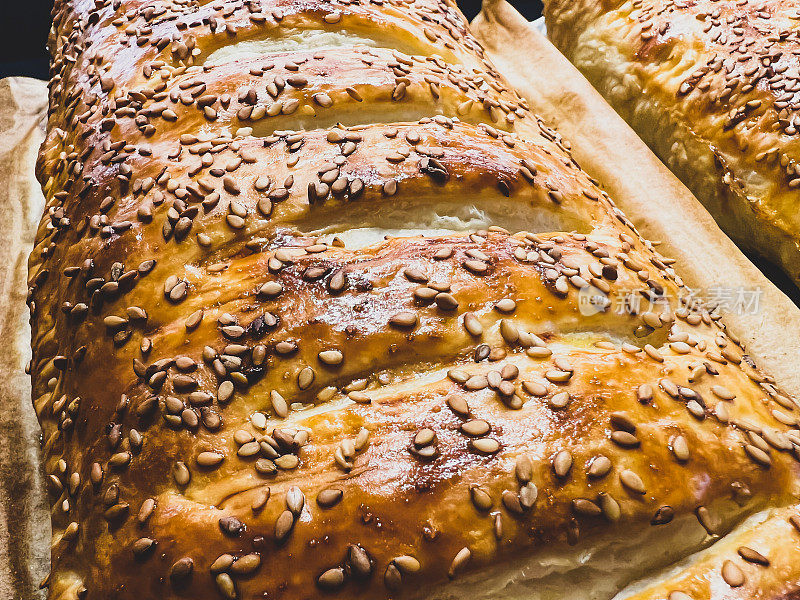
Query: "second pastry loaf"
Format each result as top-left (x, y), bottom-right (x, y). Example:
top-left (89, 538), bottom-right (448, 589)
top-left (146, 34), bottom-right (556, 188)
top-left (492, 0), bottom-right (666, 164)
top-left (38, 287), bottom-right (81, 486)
top-left (545, 0), bottom-right (800, 287)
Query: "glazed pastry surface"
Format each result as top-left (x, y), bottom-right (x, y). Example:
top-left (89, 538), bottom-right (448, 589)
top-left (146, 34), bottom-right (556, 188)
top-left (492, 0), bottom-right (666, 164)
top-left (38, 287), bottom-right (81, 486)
top-left (30, 0), bottom-right (800, 598)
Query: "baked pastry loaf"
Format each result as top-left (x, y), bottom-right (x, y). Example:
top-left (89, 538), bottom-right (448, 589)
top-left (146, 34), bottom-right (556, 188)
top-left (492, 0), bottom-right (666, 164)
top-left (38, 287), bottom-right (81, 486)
top-left (544, 0), bottom-right (800, 287)
top-left (29, 0), bottom-right (800, 599)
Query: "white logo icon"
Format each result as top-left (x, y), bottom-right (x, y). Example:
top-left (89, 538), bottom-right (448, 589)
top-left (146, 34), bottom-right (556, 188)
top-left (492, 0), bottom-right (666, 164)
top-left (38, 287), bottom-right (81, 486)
top-left (578, 285), bottom-right (611, 316)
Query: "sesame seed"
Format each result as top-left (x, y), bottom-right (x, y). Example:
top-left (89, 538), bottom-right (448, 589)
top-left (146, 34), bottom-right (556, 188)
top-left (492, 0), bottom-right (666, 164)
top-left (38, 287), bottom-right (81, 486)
top-left (619, 469), bottom-right (646, 494)
top-left (215, 573), bottom-right (236, 599)
top-left (611, 431), bottom-right (640, 448)
top-left (696, 506), bottom-right (718, 534)
top-left (644, 344), bottom-right (664, 362)
top-left (586, 455), bottom-right (612, 478)
top-left (500, 319), bottom-right (519, 344)
top-left (169, 557), bottom-right (194, 584)
top-left (572, 498), bottom-right (602, 517)
top-left (460, 419), bottom-right (490, 437)
top-left (671, 435), bottom-right (690, 462)
top-left (448, 547), bottom-right (471, 579)
top-left (390, 311), bottom-right (418, 328)
top-left (384, 563), bottom-right (402, 590)
top-left (317, 488), bottom-right (343, 508)
top-left (737, 546), bottom-right (769, 566)
top-left (230, 554), bottom-right (261, 575)
top-left (317, 568), bottom-right (345, 590)
top-left (403, 268), bottom-right (428, 283)
top-left (218, 381), bottom-right (234, 403)
top-left (446, 394), bottom-right (470, 417)
top-left (252, 487), bottom-right (270, 512)
top-left (470, 438), bottom-right (500, 454)
top-left (414, 428), bottom-right (437, 447)
top-left (435, 292), bottom-right (459, 311)
top-left (789, 515), bottom-right (800, 533)
top-left (137, 498), bottom-right (155, 525)
top-left (346, 544), bottom-right (372, 579)
top-left (670, 341), bottom-right (692, 354)
top-left (275, 454), bottom-right (299, 470)
top-left (463, 259), bottom-right (488, 274)
top-left (721, 560), bottom-right (745, 587)
top-left (744, 444), bottom-right (771, 467)
top-left (197, 451), bottom-right (224, 467)
top-left (297, 367), bottom-right (315, 390)
top-left (469, 485), bottom-right (493, 511)
top-left (132, 537), bottom-right (156, 558)
top-left (274, 510), bottom-right (294, 542)
top-left (219, 516), bottom-right (244, 537)
top-left (349, 391), bottom-right (372, 404)
top-left (545, 369), bottom-right (572, 383)
top-left (393, 555), bottom-right (420, 574)
top-left (523, 380), bottom-right (548, 396)
top-left (651, 505), bottom-right (675, 525)
top-left (519, 483), bottom-right (538, 509)
top-left (464, 375), bottom-right (488, 390)
top-left (599, 492), bottom-right (621, 521)
top-left (173, 462), bottom-right (190, 486)
top-left (463, 312), bottom-right (483, 336)
top-left (553, 449), bottom-right (573, 478)
top-left (258, 281), bottom-right (282, 298)
top-left (494, 298), bottom-right (516, 313)
top-left (516, 455), bottom-right (533, 482)
top-left (318, 350), bottom-right (343, 366)
top-left (255, 458), bottom-right (277, 475)
top-left (637, 384), bottom-right (653, 403)
top-left (286, 486), bottom-right (305, 515)
top-left (711, 384), bottom-right (735, 400)
top-left (548, 391), bottom-right (571, 409)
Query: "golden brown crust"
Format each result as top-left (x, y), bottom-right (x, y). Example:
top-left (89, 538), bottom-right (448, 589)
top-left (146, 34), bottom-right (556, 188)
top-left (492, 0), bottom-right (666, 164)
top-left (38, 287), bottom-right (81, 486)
top-left (31, 0), bottom-right (800, 599)
top-left (544, 0), bottom-right (800, 285)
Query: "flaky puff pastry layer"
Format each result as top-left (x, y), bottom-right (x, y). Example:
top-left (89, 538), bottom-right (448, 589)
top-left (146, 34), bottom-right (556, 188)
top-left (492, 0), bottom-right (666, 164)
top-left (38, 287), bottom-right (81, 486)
top-left (29, 0), bottom-right (800, 599)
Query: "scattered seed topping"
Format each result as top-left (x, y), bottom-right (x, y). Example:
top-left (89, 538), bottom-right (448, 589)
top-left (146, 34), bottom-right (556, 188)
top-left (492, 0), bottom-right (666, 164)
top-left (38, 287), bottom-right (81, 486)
top-left (29, 1), bottom-right (800, 595)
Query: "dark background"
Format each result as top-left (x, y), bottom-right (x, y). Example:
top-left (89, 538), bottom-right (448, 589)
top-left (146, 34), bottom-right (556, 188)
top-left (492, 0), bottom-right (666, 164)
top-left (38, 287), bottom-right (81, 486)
top-left (0, 0), bottom-right (541, 80)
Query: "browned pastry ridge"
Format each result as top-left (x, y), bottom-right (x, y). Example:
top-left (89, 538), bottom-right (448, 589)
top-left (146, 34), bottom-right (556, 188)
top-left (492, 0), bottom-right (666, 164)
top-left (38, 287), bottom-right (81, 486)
top-left (544, 0), bottom-right (800, 286)
top-left (28, 0), bottom-right (800, 599)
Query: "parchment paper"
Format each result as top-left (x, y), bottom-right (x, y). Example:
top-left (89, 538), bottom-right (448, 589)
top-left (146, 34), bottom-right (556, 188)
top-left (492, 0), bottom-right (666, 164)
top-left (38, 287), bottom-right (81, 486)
top-left (0, 76), bottom-right (50, 600)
